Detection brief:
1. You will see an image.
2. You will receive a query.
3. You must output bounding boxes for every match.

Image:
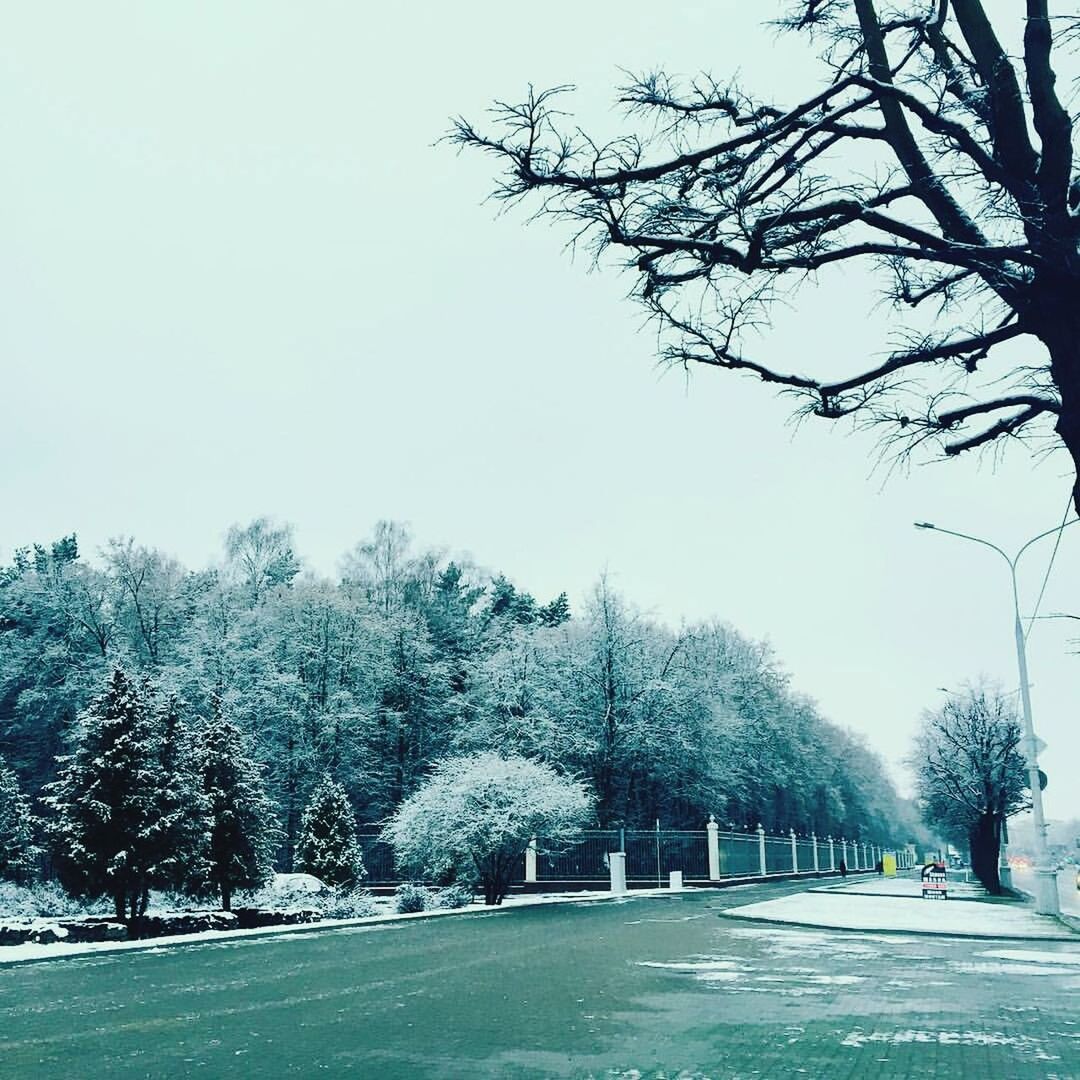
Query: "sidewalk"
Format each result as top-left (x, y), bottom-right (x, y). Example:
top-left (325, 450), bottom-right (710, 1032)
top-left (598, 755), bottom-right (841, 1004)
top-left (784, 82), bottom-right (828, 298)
top-left (722, 874), bottom-right (1079, 941)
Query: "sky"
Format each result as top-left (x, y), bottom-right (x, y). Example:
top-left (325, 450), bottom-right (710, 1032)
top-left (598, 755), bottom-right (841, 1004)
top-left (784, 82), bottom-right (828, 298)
top-left (3, 2), bottom-right (1078, 818)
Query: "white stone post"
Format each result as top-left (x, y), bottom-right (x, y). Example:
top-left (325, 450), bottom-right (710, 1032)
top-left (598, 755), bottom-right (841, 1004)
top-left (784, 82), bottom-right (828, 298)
top-left (707, 816), bottom-right (721, 881)
top-left (828, 836), bottom-right (835, 871)
top-left (757, 824), bottom-right (767, 876)
top-left (812, 833), bottom-right (819, 872)
top-left (609, 851), bottom-right (627, 894)
top-left (525, 836), bottom-right (538, 883)
top-left (841, 837), bottom-right (848, 870)
top-left (790, 829), bottom-right (798, 874)
top-left (669, 870), bottom-right (683, 890)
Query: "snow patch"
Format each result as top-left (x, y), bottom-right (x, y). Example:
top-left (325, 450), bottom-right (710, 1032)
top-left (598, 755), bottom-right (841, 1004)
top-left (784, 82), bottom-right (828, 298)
top-left (976, 949), bottom-right (1080, 966)
top-left (839, 1029), bottom-right (1054, 1057)
top-left (948, 960), bottom-right (1080, 977)
top-left (724, 889), bottom-right (1073, 939)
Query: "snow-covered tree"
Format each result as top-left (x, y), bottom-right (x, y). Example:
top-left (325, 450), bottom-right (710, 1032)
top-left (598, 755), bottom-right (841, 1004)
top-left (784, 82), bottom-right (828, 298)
top-left (296, 775), bottom-right (365, 887)
top-left (383, 752), bottom-right (593, 905)
top-left (42, 668), bottom-right (170, 920)
top-left (201, 699), bottom-right (279, 910)
top-left (0, 753), bottom-right (40, 883)
top-left (910, 685), bottom-right (1028, 894)
top-left (152, 693), bottom-right (211, 894)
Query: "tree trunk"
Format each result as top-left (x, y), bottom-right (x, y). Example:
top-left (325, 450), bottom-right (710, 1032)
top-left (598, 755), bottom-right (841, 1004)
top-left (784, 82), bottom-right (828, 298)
top-left (968, 812), bottom-right (1002, 894)
top-left (1035, 287), bottom-right (1080, 514)
top-left (222, 884), bottom-right (232, 912)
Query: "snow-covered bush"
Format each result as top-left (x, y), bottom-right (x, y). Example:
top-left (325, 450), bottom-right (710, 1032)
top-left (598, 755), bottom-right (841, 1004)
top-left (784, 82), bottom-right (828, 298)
top-left (383, 752), bottom-right (593, 905)
top-left (434, 883), bottom-right (474, 909)
top-left (0, 880), bottom-right (110, 919)
top-left (296, 776), bottom-right (365, 888)
top-left (238, 873), bottom-right (329, 911)
top-left (394, 883), bottom-right (431, 913)
top-left (320, 887), bottom-right (380, 919)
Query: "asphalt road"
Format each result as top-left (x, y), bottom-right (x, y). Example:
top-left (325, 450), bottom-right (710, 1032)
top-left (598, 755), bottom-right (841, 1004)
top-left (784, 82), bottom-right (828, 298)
top-left (2, 878), bottom-right (1079, 1079)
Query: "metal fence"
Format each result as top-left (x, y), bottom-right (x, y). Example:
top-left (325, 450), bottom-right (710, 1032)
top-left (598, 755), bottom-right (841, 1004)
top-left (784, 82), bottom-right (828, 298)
top-left (355, 823), bottom-right (914, 886)
top-left (356, 829), bottom-right (398, 884)
top-left (715, 831), bottom-right (761, 877)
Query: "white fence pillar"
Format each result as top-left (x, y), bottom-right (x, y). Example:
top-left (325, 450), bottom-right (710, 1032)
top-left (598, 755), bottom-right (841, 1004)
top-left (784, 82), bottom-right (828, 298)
top-left (841, 837), bottom-right (848, 870)
top-left (525, 836), bottom-right (538, 883)
top-left (828, 836), bottom-right (835, 871)
top-left (609, 851), bottom-right (627, 894)
top-left (707, 816), bottom-right (721, 881)
top-left (757, 824), bottom-right (767, 876)
top-left (790, 829), bottom-right (798, 873)
top-left (812, 833), bottom-right (820, 872)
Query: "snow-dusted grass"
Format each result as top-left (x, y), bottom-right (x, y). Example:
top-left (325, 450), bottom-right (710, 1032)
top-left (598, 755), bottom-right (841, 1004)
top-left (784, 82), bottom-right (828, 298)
top-left (723, 882), bottom-right (1079, 940)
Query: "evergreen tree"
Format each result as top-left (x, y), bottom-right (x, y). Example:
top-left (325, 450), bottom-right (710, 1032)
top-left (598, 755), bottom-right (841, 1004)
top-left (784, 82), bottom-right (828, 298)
top-left (153, 693), bottom-right (211, 894)
top-left (537, 592), bottom-right (571, 628)
top-left (296, 775), bottom-right (365, 887)
top-left (0, 753), bottom-right (40, 883)
top-left (42, 668), bottom-right (170, 920)
top-left (201, 699), bottom-right (278, 910)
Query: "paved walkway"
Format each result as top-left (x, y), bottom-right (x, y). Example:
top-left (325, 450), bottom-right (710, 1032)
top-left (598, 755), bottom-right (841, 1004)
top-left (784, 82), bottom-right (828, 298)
top-left (723, 875), bottom-right (1078, 940)
top-left (3, 881), bottom-right (1080, 1078)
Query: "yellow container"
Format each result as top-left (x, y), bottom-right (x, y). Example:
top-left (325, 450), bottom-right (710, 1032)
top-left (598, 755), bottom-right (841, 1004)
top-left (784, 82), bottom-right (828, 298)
top-left (882, 852), bottom-right (897, 877)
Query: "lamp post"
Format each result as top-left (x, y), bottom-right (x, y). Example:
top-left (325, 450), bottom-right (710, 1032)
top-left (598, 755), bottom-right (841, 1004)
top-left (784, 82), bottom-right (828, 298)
top-left (914, 518), bottom-right (1078, 916)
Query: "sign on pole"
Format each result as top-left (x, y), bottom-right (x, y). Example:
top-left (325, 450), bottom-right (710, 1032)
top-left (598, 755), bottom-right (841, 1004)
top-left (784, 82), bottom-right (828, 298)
top-left (920, 861), bottom-right (948, 900)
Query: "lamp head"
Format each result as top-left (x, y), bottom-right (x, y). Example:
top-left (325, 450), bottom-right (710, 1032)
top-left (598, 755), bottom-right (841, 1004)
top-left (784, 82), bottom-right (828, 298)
top-left (914, 521), bottom-right (936, 530)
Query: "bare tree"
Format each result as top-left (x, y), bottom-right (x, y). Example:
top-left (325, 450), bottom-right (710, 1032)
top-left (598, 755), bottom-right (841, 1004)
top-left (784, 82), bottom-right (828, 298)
top-left (910, 685), bottom-right (1028, 893)
top-left (454, 2), bottom-right (1080, 508)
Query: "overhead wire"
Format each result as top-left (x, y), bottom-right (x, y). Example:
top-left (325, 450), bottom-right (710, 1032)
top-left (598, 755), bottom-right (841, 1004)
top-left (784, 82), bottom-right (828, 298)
top-left (1024, 492), bottom-right (1075, 640)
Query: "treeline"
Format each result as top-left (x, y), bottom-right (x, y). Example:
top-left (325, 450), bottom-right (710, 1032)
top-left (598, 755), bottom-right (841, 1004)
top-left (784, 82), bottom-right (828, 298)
top-left (0, 519), bottom-right (914, 871)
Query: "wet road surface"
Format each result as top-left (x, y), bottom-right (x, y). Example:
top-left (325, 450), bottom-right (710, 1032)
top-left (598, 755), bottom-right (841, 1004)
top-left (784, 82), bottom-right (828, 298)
top-left (2, 879), bottom-right (1078, 1078)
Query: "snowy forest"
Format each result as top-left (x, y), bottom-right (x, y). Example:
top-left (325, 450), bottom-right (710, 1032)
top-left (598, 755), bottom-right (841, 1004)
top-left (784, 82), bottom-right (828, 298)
top-left (0, 519), bottom-right (915, 875)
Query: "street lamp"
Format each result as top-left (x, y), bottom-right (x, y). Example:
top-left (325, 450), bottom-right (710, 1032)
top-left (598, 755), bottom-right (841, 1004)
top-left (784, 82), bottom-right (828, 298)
top-left (914, 517), bottom-right (1079, 916)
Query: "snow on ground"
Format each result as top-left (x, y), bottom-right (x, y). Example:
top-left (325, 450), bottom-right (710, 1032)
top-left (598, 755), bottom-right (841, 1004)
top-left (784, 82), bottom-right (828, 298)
top-left (977, 948), bottom-right (1080, 965)
top-left (815, 876), bottom-right (986, 899)
top-left (0, 885), bottom-right (688, 966)
top-left (723, 883), bottom-right (1078, 940)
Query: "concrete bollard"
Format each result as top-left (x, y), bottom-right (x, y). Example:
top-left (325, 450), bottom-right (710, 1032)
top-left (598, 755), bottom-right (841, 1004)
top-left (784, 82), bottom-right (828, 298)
top-left (609, 851), bottom-right (627, 895)
top-left (669, 870), bottom-right (683, 890)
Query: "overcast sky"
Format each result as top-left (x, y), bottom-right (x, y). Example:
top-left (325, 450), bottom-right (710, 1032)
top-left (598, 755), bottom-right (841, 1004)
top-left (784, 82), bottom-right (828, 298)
top-left (4, 2), bottom-right (1077, 818)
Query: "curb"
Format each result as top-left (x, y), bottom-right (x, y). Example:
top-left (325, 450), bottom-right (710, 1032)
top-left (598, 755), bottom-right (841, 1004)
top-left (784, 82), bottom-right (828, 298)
top-left (716, 909), bottom-right (1080, 943)
top-left (1011, 881), bottom-right (1080, 936)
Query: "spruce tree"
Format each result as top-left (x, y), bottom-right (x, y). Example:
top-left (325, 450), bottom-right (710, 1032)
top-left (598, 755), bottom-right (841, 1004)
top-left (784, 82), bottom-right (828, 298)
top-left (296, 775), bottom-right (365, 887)
top-left (153, 694), bottom-right (211, 895)
top-left (42, 668), bottom-right (168, 920)
top-left (0, 754), bottom-right (40, 883)
top-left (201, 699), bottom-right (278, 910)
